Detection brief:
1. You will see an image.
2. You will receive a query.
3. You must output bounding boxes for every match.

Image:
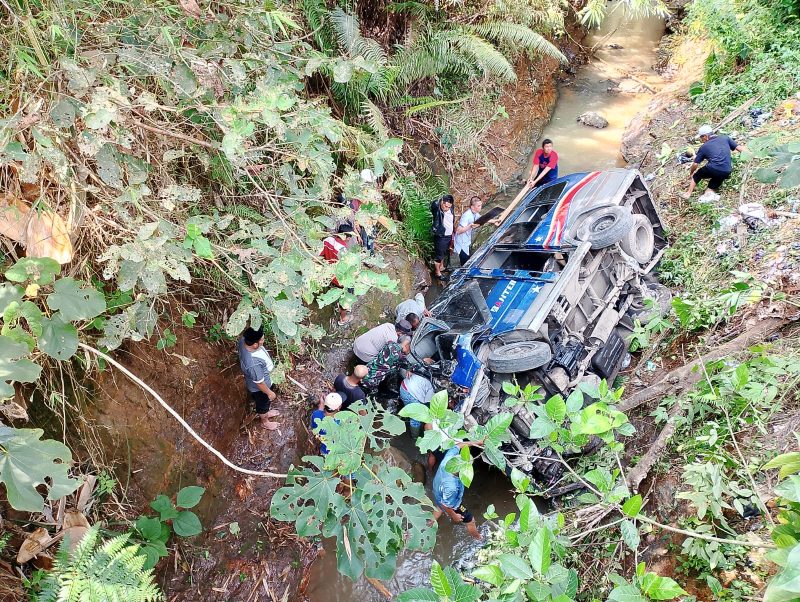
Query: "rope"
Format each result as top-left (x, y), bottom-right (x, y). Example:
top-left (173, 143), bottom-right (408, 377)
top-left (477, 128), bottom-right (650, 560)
top-left (79, 343), bottom-right (288, 479)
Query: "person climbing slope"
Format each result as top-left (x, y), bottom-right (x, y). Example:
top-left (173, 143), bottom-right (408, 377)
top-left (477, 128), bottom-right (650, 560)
top-left (680, 125), bottom-right (747, 202)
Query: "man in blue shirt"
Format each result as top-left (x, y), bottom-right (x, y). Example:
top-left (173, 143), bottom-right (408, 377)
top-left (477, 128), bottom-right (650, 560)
top-left (432, 444), bottom-right (482, 540)
top-left (680, 125), bottom-right (746, 202)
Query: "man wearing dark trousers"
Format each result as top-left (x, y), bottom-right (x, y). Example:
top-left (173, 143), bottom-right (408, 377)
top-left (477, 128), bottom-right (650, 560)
top-left (238, 327), bottom-right (280, 429)
top-left (680, 125), bottom-right (746, 202)
top-left (430, 194), bottom-right (455, 281)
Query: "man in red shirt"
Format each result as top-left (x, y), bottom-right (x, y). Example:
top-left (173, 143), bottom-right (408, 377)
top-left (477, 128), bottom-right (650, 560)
top-left (528, 138), bottom-right (559, 188)
top-left (321, 224), bottom-right (357, 326)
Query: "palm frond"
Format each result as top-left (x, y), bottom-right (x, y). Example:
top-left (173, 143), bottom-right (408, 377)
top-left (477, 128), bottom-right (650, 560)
top-left (469, 21), bottom-right (566, 63)
top-left (396, 95), bottom-right (471, 116)
top-left (388, 1), bottom-right (435, 19)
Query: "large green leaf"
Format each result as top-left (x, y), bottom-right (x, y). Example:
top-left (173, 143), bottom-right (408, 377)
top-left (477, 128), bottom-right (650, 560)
top-left (176, 485), bottom-right (205, 509)
top-left (46, 277), bottom-right (106, 321)
top-left (172, 510), bottom-right (202, 536)
top-left (0, 335), bottom-right (42, 399)
top-left (396, 588), bottom-right (439, 602)
top-left (0, 426), bottom-right (79, 511)
top-left (608, 585), bottom-right (647, 602)
top-left (622, 494), bottom-right (643, 517)
top-left (149, 494), bottom-right (179, 520)
top-left (764, 452), bottom-right (800, 480)
top-left (318, 413), bottom-right (367, 475)
top-left (472, 564), bottom-right (504, 587)
top-left (4, 257), bottom-right (61, 285)
top-left (620, 519), bottom-right (640, 551)
top-left (0, 283), bottom-right (24, 314)
top-left (269, 456), bottom-right (347, 537)
top-left (498, 553), bottom-right (533, 579)
top-left (484, 413), bottom-right (513, 445)
top-left (780, 163), bottom-right (800, 190)
top-left (431, 561), bottom-right (452, 597)
top-left (775, 475), bottom-right (800, 502)
top-left (528, 527), bottom-right (551, 575)
top-left (39, 313), bottom-right (79, 360)
top-left (639, 573), bottom-right (687, 600)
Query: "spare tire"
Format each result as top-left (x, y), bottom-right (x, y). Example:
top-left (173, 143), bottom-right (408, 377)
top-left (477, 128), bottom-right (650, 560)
top-left (628, 282), bottom-right (672, 324)
top-left (619, 213), bottom-right (655, 264)
top-left (488, 341), bottom-right (552, 373)
top-left (575, 206), bottom-right (634, 250)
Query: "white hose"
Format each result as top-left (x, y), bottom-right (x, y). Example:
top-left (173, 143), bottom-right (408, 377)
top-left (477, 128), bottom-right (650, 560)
top-left (79, 343), bottom-right (288, 479)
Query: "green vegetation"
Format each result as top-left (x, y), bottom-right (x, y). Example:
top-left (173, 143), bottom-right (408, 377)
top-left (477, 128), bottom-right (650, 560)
top-left (688, 0), bottom-right (800, 112)
top-left (30, 527), bottom-right (162, 602)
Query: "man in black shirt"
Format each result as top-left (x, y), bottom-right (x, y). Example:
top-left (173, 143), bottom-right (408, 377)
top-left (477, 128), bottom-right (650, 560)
top-left (680, 125), bottom-right (746, 201)
top-left (334, 365), bottom-right (368, 410)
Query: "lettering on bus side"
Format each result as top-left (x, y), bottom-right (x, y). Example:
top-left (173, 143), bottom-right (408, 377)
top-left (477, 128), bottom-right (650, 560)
top-left (490, 280), bottom-right (517, 314)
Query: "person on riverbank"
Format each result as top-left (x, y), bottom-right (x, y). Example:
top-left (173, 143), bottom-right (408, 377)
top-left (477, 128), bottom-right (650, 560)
top-left (680, 125), bottom-right (746, 202)
top-left (320, 223), bottom-right (358, 326)
top-left (310, 392), bottom-right (344, 455)
top-left (453, 196), bottom-right (483, 265)
top-left (361, 336), bottom-right (412, 390)
top-left (432, 444), bottom-right (482, 541)
top-left (352, 320), bottom-right (413, 363)
top-left (430, 194), bottom-right (455, 282)
top-left (334, 365), bottom-right (368, 410)
top-left (528, 139), bottom-right (559, 188)
top-left (237, 327), bottom-right (280, 430)
top-left (400, 370), bottom-right (436, 438)
top-left (395, 292), bottom-right (431, 324)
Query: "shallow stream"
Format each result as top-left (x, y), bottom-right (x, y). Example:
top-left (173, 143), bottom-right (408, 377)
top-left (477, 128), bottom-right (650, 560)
top-left (307, 8), bottom-right (665, 600)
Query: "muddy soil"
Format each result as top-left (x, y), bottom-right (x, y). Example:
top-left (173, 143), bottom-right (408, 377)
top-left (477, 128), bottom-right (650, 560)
top-left (86, 250), bottom-right (429, 600)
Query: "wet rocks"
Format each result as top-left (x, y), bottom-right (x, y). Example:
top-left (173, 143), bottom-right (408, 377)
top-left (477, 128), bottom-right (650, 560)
top-left (577, 111), bottom-right (609, 128)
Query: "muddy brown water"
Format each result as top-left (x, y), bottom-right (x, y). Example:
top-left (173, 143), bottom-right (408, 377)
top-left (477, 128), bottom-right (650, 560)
top-left (307, 7), bottom-right (665, 601)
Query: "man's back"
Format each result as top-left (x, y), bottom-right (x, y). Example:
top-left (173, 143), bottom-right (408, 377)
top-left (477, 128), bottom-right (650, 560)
top-left (353, 322), bottom-right (396, 362)
top-left (696, 135), bottom-right (737, 171)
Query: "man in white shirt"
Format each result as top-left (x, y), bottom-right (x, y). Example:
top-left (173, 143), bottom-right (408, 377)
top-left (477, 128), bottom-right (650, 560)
top-left (400, 370), bottom-right (436, 437)
top-left (395, 292), bottom-right (431, 328)
top-left (453, 197), bottom-right (483, 265)
top-left (430, 194), bottom-right (455, 282)
top-left (238, 327), bottom-right (279, 429)
top-left (352, 320), bottom-right (413, 363)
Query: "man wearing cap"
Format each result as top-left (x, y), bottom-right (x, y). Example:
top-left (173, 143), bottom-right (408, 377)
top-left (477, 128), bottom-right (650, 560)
top-left (238, 327), bottom-right (280, 429)
top-left (334, 365), bottom-right (368, 410)
top-left (311, 392), bottom-right (343, 455)
top-left (680, 125), bottom-right (746, 201)
top-left (352, 320), bottom-right (413, 363)
top-left (432, 443), bottom-right (482, 540)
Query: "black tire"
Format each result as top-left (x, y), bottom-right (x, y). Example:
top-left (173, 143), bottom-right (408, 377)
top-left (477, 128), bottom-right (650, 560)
top-left (488, 341), bottom-right (552, 373)
top-left (575, 206), bottom-right (634, 250)
top-left (619, 213), bottom-right (655, 264)
top-left (563, 202), bottom-right (615, 246)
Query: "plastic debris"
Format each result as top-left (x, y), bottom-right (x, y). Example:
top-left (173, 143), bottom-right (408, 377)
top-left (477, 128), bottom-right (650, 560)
top-left (739, 202), bottom-right (769, 224)
top-left (717, 214), bottom-right (741, 233)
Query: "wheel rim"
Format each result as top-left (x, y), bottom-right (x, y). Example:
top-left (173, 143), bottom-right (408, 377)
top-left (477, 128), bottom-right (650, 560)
top-left (591, 214), bottom-right (617, 234)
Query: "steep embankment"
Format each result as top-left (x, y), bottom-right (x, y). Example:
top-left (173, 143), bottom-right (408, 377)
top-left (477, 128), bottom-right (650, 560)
top-left (616, 14), bottom-right (800, 600)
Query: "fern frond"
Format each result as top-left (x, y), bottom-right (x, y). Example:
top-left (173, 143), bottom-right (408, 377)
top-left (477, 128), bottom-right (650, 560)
top-left (468, 21), bottom-right (566, 63)
top-left (329, 7), bottom-right (387, 65)
top-left (360, 99), bottom-right (390, 139)
top-left (443, 30), bottom-right (517, 83)
top-left (302, 0), bottom-right (335, 52)
top-left (33, 526), bottom-right (163, 602)
top-left (388, 1), bottom-right (435, 18)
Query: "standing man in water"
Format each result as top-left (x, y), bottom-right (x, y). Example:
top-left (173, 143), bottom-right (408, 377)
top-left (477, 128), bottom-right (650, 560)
top-left (238, 326), bottom-right (280, 429)
top-left (430, 194), bottom-right (455, 282)
top-left (432, 443), bottom-right (482, 540)
top-left (453, 196), bottom-right (483, 266)
top-left (528, 138), bottom-right (559, 188)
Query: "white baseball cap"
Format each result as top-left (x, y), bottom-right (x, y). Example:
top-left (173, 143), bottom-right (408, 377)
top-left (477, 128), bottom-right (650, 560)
top-left (698, 125), bottom-right (713, 137)
top-left (324, 392), bottom-right (343, 411)
top-left (360, 168), bottom-right (375, 184)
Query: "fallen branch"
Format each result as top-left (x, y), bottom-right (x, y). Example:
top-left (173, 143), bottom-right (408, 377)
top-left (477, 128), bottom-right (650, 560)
top-left (637, 514), bottom-right (776, 549)
top-left (79, 343), bottom-right (288, 479)
top-left (619, 317), bottom-right (788, 413)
